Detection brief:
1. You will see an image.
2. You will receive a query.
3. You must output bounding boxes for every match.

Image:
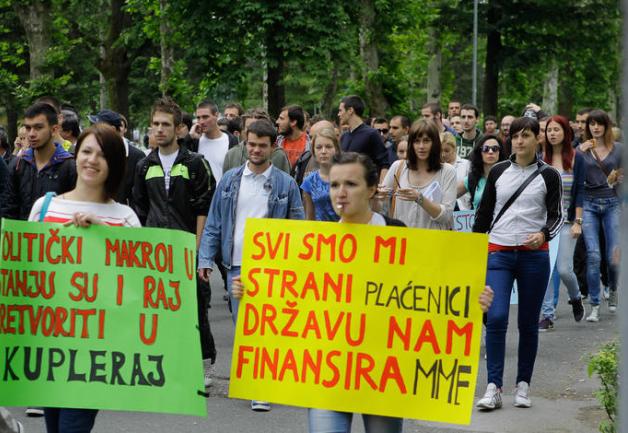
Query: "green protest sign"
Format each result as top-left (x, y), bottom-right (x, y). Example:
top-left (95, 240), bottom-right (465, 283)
top-left (0, 219), bottom-right (206, 416)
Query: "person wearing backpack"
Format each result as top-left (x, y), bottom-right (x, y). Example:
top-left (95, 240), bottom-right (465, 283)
top-left (473, 117), bottom-right (563, 411)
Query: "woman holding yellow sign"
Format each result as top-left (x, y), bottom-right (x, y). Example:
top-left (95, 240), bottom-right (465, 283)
top-left (233, 152), bottom-right (493, 432)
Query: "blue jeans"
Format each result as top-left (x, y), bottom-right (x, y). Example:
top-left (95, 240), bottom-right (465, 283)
top-left (582, 196), bottom-right (619, 306)
top-left (541, 224), bottom-right (582, 318)
top-left (44, 408), bottom-right (98, 433)
top-left (485, 250), bottom-right (550, 388)
top-left (227, 265), bottom-right (242, 324)
top-left (308, 409), bottom-right (402, 433)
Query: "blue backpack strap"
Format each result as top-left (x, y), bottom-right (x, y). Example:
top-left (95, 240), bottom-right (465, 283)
top-left (39, 192), bottom-right (57, 222)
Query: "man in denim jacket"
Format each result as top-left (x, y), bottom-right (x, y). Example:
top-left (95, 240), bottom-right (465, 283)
top-left (197, 119), bottom-right (303, 412)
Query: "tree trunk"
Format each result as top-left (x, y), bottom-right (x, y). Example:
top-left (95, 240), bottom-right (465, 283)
top-left (426, 27), bottom-right (441, 103)
top-left (558, 64), bottom-right (574, 118)
top-left (358, 0), bottom-right (388, 117)
top-left (482, 0), bottom-right (501, 116)
top-left (159, 0), bottom-right (174, 96)
top-left (14, 1), bottom-right (52, 80)
top-left (265, 29), bottom-right (285, 119)
top-left (321, 66), bottom-right (339, 118)
top-left (5, 96), bottom-right (19, 146)
top-left (98, 0), bottom-right (131, 119)
top-left (542, 59), bottom-right (559, 115)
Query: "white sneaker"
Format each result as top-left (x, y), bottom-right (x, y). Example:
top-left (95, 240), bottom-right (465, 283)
top-left (513, 381), bottom-right (532, 408)
top-left (25, 407), bottom-right (44, 417)
top-left (251, 400), bottom-right (271, 412)
top-left (586, 305), bottom-right (600, 322)
top-left (0, 407), bottom-right (24, 433)
top-left (203, 359), bottom-right (215, 388)
top-left (608, 290), bottom-right (617, 313)
top-left (476, 383), bottom-right (502, 410)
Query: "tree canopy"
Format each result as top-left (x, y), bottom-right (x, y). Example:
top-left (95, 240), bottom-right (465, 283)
top-left (0, 0), bottom-right (622, 139)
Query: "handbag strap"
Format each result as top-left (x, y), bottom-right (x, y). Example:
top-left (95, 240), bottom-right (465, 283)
top-left (388, 161), bottom-right (406, 217)
top-left (489, 164), bottom-right (548, 232)
top-left (39, 192), bottom-right (57, 222)
top-left (590, 149), bottom-right (612, 176)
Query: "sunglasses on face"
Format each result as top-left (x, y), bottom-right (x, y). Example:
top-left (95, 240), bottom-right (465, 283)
top-left (481, 145), bottom-right (500, 153)
top-left (377, 129), bottom-right (389, 134)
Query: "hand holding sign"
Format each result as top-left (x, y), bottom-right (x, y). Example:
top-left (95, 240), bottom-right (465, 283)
top-left (229, 219), bottom-right (489, 425)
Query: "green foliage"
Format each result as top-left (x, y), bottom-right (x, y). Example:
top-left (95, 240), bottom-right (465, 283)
top-left (0, 0), bottom-right (622, 131)
top-left (588, 340), bottom-right (618, 433)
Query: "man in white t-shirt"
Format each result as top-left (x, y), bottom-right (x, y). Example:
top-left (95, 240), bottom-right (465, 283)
top-left (192, 100), bottom-right (231, 183)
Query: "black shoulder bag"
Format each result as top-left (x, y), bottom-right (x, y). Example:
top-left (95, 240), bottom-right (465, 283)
top-left (489, 164), bottom-right (548, 232)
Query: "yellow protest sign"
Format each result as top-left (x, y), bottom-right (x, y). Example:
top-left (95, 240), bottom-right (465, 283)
top-left (229, 219), bottom-right (488, 425)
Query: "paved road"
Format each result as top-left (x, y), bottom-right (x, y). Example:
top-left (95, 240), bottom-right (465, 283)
top-left (10, 274), bottom-right (616, 433)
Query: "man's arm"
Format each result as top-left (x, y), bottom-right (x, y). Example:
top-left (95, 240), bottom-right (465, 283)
top-left (2, 158), bottom-right (20, 219)
top-left (131, 158), bottom-right (149, 225)
top-left (287, 178), bottom-right (305, 220)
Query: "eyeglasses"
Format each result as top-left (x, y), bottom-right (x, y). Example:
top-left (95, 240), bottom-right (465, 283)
top-left (481, 145), bottom-right (500, 153)
top-left (377, 128), bottom-right (389, 135)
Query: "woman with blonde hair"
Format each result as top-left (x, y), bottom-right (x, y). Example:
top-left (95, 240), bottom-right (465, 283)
top-left (301, 128), bottom-right (341, 221)
top-left (441, 131), bottom-right (470, 209)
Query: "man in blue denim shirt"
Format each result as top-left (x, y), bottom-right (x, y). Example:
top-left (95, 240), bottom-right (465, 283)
top-left (197, 119), bottom-right (304, 412)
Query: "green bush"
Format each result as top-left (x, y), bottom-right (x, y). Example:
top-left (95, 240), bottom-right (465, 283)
top-left (588, 340), bottom-right (618, 433)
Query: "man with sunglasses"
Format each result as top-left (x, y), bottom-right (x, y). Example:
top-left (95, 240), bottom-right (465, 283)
top-left (372, 117), bottom-right (395, 163)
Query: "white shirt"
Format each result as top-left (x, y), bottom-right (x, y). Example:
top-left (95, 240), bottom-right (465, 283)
top-left (198, 133), bottom-right (229, 183)
top-left (158, 149), bottom-right (179, 192)
top-left (232, 163), bottom-right (273, 265)
top-left (453, 157), bottom-right (471, 210)
top-left (29, 195), bottom-right (141, 227)
top-left (339, 212), bottom-right (386, 226)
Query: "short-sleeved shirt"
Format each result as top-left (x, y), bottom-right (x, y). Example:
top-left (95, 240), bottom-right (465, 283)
top-left (301, 170), bottom-right (340, 222)
top-left (29, 195), bottom-right (141, 227)
top-left (282, 133), bottom-right (308, 169)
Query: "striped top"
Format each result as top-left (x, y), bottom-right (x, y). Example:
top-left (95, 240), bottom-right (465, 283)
top-left (560, 171), bottom-right (574, 219)
top-left (28, 195), bottom-right (141, 227)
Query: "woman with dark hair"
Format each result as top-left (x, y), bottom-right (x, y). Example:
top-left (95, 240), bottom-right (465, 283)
top-left (538, 115), bottom-right (586, 329)
top-left (456, 135), bottom-right (507, 210)
top-left (28, 123), bottom-right (140, 433)
top-left (577, 109), bottom-right (622, 321)
top-left (473, 117), bottom-right (563, 411)
top-left (231, 152), bottom-right (493, 433)
top-left (381, 119), bottom-right (457, 229)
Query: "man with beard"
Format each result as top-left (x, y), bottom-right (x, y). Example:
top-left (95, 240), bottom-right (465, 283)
top-left (276, 105), bottom-right (310, 169)
top-left (198, 119), bottom-right (303, 412)
top-left (133, 96), bottom-right (217, 388)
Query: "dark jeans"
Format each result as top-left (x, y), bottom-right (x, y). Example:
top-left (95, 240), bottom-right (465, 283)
top-left (197, 275), bottom-right (216, 363)
top-left (485, 250), bottom-right (549, 388)
top-left (44, 408), bottom-right (98, 433)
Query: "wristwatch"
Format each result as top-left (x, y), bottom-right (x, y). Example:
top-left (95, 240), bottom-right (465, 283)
top-left (574, 218), bottom-right (583, 225)
top-left (416, 192), bottom-right (424, 206)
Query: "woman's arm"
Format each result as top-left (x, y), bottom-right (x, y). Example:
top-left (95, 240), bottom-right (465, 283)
top-left (457, 179), bottom-right (468, 198)
top-left (303, 192), bottom-right (315, 220)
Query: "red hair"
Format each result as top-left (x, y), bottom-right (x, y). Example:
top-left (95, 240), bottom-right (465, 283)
top-left (544, 115), bottom-right (574, 171)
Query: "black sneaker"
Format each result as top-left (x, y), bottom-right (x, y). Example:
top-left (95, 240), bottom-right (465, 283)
top-left (569, 298), bottom-right (585, 322)
top-left (538, 317), bottom-right (554, 331)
